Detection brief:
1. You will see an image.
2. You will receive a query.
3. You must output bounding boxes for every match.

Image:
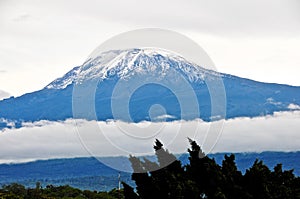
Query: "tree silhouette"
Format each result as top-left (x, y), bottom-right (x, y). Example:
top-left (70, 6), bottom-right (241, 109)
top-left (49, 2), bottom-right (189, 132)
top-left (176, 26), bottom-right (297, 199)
top-left (124, 139), bottom-right (300, 199)
top-left (1, 139), bottom-right (297, 198)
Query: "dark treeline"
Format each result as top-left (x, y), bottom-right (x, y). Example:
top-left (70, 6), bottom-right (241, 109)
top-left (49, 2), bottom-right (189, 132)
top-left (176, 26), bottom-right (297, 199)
top-left (1, 139), bottom-right (299, 198)
top-left (0, 182), bottom-right (124, 198)
top-left (122, 139), bottom-right (300, 199)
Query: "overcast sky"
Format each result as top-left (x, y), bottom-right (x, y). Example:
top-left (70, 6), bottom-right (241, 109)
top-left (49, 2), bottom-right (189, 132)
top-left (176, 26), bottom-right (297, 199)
top-left (0, 0), bottom-right (300, 96)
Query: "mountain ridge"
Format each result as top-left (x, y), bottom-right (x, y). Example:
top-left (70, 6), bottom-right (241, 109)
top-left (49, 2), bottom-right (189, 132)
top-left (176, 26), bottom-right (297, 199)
top-left (46, 48), bottom-right (225, 90)
top-left (0, 152), bottom-right (299, 191)
top-left (0, 48), bottom-right (300, 128)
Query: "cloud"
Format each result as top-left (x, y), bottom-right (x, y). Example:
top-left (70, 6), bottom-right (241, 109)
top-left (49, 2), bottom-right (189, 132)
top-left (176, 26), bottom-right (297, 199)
top-left (20, 0), bottom-right (299, 37)
top-left (0, 0), bottom-right (300, 96)
top-left (0, 90), bottom-right (10, 100)
top-left (0, 111), bottom-right (299, 165)
top-left (288, 103), bottom-right (300, 110)
top-left (12, 13), bottom-right (32, 22)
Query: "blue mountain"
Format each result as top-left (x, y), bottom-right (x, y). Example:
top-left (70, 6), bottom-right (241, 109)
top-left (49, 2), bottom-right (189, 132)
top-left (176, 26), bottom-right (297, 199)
top-left (0, 48), bottom-right (300, 128)
top-left (0, 152), bottom-right (299, 191)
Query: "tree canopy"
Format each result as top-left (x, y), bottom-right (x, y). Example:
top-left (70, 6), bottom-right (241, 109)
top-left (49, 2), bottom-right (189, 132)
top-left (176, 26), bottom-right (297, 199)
top-left (1, 139), bottom-right (299, 198)
top-left (123, 139), bottom-right (300, 199)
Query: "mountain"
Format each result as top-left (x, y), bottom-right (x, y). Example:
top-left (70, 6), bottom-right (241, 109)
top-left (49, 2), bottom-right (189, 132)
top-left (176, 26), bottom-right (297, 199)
top-left (0, 152), bottom-right (299, 191)
top-left (0, 48), bottom-right (300, 128)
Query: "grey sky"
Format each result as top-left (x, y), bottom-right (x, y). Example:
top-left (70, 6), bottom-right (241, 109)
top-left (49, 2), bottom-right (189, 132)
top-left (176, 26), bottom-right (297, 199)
top-left (0, 0), bottom-right (300, 96)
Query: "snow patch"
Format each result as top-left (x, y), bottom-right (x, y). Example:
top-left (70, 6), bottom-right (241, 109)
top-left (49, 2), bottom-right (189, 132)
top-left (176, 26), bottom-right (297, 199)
top-left (288, 103), bottom-right (300, 110)
top-left (266, 97), bottom-right (282, 106)
top-left (45, 48), bottom-right (224, 89)
top-left (46, 66), bottom-right (81, 89)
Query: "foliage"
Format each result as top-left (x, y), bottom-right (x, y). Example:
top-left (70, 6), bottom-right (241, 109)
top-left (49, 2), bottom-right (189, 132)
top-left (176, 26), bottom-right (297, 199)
top-left (123, 139), bottom-right (300, 199)
top-left (1, 139), bottom-right (299, 198)
top-left (0, 183), bottom-right (124, 199)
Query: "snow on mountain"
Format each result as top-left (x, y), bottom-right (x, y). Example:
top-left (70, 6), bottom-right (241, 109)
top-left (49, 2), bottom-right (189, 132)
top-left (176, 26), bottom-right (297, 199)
top-left (1, 47), bottom-right (300, 128)
top-left (45, 66), bottom-right (81, 89)
top-left (46, 48), bottom-right (224, 90)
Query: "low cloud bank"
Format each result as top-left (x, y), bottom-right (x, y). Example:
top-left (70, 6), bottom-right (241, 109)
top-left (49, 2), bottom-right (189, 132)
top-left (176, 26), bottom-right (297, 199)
top-left (0, 111), bottom-right (299, 164)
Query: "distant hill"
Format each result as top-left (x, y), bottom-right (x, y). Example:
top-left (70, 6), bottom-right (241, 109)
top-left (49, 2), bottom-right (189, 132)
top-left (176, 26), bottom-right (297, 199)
top-left (0, 151), bottom-right (298, 191)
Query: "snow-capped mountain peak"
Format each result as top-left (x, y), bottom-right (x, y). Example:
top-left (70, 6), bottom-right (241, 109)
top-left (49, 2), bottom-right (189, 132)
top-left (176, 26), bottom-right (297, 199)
top-left (1, 48), bottom-right (300, 127)
top-left (46, 48), bottom-right (222, 90)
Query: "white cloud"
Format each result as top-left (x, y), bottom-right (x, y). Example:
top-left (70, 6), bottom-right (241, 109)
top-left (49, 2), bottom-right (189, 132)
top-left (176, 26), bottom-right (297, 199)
top-left (154, 114), bottom-right (176, 120)
top-left (0, 111), bottom-right (299, 165)
top-left (12, 13), bottom-right (32, 22)
top-left (288, 103), bottom-right (300, 110)
top-left (0, 90), bottom-right (10, 100)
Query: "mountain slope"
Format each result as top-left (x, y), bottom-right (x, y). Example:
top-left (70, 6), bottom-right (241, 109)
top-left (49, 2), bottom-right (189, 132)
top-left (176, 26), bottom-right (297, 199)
top-left (0, 48), bottom-right (300, 128)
